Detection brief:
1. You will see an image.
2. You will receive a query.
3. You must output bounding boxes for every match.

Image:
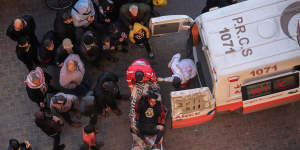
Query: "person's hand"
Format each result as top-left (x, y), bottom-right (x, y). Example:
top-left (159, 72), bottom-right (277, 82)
top-left (88, 16), bottom-right (95, 23)
top-left (129, 25), bottom-right (133, 30)
top-left (58, 63), bottom-right (63, 67)
top-left (121, 32), bottom-right (127, 38)
top-left (39, 102), bottom-right (45, 108)
top-left (119, 38), bottom-right (124, 42)
top-left (110, 46), bottom-right (115, 51)
top-left (50, 79), bottom-right (54, 85)
top-left (156, 125), bottom-right (164, 131)
top-left (157, 77), bottom-right (164, 82)
top-left (131, 124), bottom-right (138, 134)
top-left (53, 116), bottom-right (64, 125)
top-left (24, 140), bottom-right (31, 148)
top-left (105, 18), bottom-right (111, 23)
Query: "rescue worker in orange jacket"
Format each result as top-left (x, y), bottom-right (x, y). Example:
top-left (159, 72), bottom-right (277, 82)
top-left (126, 58), bottom-right (157, 93)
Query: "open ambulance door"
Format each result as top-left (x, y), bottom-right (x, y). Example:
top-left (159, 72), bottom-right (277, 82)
top-left (170, 87), bottom-right (215, 128)
top-left (149, 15), bottom-right (194, 36)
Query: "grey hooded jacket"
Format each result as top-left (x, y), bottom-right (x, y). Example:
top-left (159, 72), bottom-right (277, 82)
top-left (71, 0), bottom-right (96, 27)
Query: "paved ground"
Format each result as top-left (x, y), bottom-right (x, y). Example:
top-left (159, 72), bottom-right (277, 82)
top-left (0, 0), bottom-right (300, 150)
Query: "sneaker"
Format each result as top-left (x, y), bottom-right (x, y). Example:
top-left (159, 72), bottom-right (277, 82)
top-left (121, 48), bottom-right (128, 53)
top-left (149, 52), bottom-right (154, 59)
top-left (70, 121), bottom-right (81, 128)
top-left (57, 144), bottom-right (65, 150)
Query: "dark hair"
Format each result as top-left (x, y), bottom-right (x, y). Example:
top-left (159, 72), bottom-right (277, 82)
top-left (62, 9), bottom-right (72, 21)
top-left (102, 81), bottom-right (115, 92)
top-left (9, 139), bottom-right (20, 150)
top-left (18, 36), bottom-right (29, 46)
top-left (102, 35), bottom-right (111, 43)
top-left (83, 34), bottom-right (94, 45)
top-left (43, 39), bottom-right (53, 48)
top-left (149, 92), bottom-right (158, 99)
top-left (52, 95), bottom-right (67, 104)
top-left (172, 76), bottom-right (181, 89)
top-left (79, 143), bottom-right (89, 150)
top-left (84, 124), bottom-right (95, 134)
top-left (135, 71), bottom-right (144, 82)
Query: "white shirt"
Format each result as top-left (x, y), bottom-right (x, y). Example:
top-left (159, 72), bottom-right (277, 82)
top-left (163, 53), bottom-right (197, 84)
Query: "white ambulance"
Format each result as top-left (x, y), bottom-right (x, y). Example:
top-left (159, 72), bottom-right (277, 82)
top-left (150, 0), bottom-right (300, 128)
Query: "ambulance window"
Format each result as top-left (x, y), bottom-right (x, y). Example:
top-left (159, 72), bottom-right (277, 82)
top-left (153, 22), bottom-right (180, 35)
top-left (242, 73), bottom-right (299, 100)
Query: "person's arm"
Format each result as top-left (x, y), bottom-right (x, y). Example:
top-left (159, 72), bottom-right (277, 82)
top-left (68, 94), bottom-right (79, 110)
top-left (168, 53), bottom-right (181, 68)
top-left (120, 5), bottom-right (131, 27)
top-left (129, 30), bottom-right (136, 43)
top-left (6, 25), bottom-right (18, 42)
top-left (157, 102), bottom-right (166, 126)
top-left (161, 76), bottom-right (175, 83)
top-left (140, 3), bottom-right (151, 25)
top-left (126, 70), bottom-right (134, 91)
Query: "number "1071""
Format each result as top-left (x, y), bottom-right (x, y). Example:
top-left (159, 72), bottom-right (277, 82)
top-left (250, 65), bottom-right (277, 77)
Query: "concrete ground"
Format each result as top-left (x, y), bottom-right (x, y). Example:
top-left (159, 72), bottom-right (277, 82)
top-left (0, 0), bottom-right (300, 150)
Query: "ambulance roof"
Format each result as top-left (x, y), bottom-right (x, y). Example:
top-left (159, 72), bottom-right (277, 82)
top-left (196, 0), bottom-right (300, 76)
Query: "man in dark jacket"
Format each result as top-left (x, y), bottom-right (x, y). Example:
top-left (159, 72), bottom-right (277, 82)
top-left (97, 0), bottom-right (119, 25)
top-left (6, 15), bottom-right (39, 45)
top-left (80, 31), bottom-right (102, 67)
top-left (132, 93), bottom-right (166, 149)
top-left (120, 3), bottom-right (151, 31)
top-left (25, 67), bottom-right (57, 109)
top-left (34, 111), bottom-right (65, 150)
top-left (54, 9), bottom-right (76, 45)
top-left (8, 139), bottom-right (32, 150)
top-left (16, 36), bottom-right (40, 71)
top-left (38, 31), bottom-right (59, 66)
top-left (109, 23), bottom-right (128, 53)
top-left (202, 0), bottom-right (237, 13)
top-left (91, 72), bottom-right (122, 124)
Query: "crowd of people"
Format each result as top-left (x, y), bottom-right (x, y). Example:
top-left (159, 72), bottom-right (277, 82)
top-left (6, 0), bottom-right (240, 149)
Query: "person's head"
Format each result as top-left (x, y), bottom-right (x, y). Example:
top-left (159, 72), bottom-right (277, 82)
top-left (52, 95), bottom-right (67, 105)
top-left (135, 71), bottom-right (144, 83)
top-left (62, 38), bottom-right (73, 52)
top-left (102, 36), bottom-right (111, 46)
top-left (84, 124), bottom-right (95, 134)
top-left (43, 39), bottom-right (54, 51)
top-left (34, 111), bottom-right (45, 120)
top-left (13, 18), bottom-right (24, 31)
top-left (30, 72), bottom-right (41, 86)
top-left (129, 4), bottom-right (138, 17)
top-left (148, 93), bottom-right (158, 107)
top-left (62, 10), bottom-right (73, 24)
top-left (83, 34), bottom-right (95, 45)
top-left (79, 143), bottom-right (89, 150)
top-left (172, 76), bottom-right (182, 89)
top-left (18, 36), bottom-right (29, 47)
top-left (66, 60), bottom-right (76, 72)
top-left (9, 139), bottom-right (20, 150)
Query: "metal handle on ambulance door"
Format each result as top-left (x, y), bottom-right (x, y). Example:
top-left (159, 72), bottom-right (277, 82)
top-left (288, 90), bottom-right (298, 94)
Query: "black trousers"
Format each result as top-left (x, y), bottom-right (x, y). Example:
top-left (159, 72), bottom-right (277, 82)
top-left (50, 132), bottom-right (61, 150)
top-left (136, 39), bottom-right (152, 54)
top-left (137, 123), bottom-right (164, 144)
top-left (61, 112), bottom-right (73, 125)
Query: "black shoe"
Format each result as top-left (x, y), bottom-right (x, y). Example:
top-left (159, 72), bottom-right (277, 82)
top-left (148, 52), bottom-right (154, 59)
top-left (121, 48), bottom-right (128, 53)
top-left (57, 144), bottom-right (65, 150)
